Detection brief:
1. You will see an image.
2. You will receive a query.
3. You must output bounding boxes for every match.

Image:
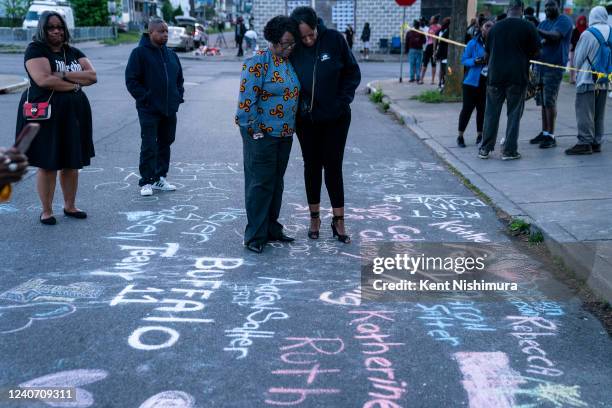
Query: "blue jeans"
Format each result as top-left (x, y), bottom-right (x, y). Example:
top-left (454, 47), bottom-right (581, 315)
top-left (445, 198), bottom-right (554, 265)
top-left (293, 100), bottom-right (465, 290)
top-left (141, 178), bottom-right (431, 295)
top-left (408, 49), bottom-right (423, 81)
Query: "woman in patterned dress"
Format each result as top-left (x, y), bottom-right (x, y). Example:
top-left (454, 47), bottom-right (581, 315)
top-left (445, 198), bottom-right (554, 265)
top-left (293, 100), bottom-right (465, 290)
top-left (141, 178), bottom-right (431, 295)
top-left (235, 15), bottom-right (301, 254)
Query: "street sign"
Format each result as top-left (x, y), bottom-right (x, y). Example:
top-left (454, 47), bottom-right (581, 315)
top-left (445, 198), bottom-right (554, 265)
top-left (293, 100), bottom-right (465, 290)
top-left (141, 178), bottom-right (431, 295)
top-left (395, 0), bottom-right (417, 6)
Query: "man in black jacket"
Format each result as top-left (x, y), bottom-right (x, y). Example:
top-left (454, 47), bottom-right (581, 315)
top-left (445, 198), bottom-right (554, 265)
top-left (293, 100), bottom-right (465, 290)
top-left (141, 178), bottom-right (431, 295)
top-left (125, 17), bottom-right (184, 196)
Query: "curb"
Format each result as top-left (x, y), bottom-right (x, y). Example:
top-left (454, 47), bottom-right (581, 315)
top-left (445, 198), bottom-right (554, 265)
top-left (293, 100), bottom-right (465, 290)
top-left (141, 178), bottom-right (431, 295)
top-left (367, 80), bottom-right (612, 304)
top-left (0, 79), bottom-right (29, 95)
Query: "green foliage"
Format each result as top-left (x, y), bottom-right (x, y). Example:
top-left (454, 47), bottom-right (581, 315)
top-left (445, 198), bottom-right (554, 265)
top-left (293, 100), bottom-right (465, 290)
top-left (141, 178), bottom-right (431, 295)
top-left (369, 89), bottom-right (383, 103)
top-left (1, 0), bottom-right (29, 21)
top-left (529, 231), bottom-right (544, 244)
top-left (173, 5), bottom-right (184, 18)
top-left (509, 218), bottom-right (531, 234)
top-left (204, 5), bottom-right (216, 20)
top-left (161, 0), bottom-right (174, 22)
top-left (101, 31), bottom-right (141, 45)
top-left (71, 0), bottom-right (110, 26)
top-left (382, 101), bottom-right (390, 111)
top-left (411, 90), bottom-right (461, 103)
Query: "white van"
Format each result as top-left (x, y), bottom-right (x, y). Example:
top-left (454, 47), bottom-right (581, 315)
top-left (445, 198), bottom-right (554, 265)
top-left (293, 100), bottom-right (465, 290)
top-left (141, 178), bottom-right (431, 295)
top-left (22, 1), bottom-right (75, 30)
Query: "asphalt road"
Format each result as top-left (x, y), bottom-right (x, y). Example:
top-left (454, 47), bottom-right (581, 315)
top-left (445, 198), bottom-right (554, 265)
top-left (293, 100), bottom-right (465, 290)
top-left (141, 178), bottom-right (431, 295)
top-left (0, 44), bottom-right (610, 408)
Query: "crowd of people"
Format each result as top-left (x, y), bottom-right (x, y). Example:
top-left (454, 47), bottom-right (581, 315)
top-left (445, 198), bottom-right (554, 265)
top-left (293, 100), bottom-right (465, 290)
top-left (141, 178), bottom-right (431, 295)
top-left (6, 1), bottom-right (609, 255)
top-left (7, 7), bottom-right (360, 256)
top-left (405, 0), bottom-right (610, 160)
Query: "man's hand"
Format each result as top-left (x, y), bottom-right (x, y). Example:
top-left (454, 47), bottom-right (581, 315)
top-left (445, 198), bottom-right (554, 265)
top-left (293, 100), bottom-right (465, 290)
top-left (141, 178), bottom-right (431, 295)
top-left (0, 147), bottom-right (29, 186)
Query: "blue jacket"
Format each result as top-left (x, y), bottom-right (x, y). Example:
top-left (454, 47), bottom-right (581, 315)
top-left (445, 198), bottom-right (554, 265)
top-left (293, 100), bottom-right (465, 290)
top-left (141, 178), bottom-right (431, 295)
top-left (125, 34), bottom-right (184, 116)
top-left (462, 35), bottom-right (486, 87)
top-left (236, 49), bottom-right (301, 137)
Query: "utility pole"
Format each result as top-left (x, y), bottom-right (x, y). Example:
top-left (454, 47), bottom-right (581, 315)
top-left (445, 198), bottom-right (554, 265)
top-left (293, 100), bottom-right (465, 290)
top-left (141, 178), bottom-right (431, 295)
top-left (443, 0), bottom-right (467, 97)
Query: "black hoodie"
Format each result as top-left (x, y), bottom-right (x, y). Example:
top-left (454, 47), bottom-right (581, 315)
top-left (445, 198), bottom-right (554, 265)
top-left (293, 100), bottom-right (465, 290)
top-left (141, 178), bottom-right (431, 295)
top-left (290, 20), bottom-right (361, 123)
top-left (125, 33), bottom-right (184, 116)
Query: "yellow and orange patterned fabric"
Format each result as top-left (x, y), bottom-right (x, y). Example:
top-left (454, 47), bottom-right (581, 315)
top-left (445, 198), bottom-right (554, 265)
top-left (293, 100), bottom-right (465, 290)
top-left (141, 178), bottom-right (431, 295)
top-left (236, 49), bottom-right (301, 137)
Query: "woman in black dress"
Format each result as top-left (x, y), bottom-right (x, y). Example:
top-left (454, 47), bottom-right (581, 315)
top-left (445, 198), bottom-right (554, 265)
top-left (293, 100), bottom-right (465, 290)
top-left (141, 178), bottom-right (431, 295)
top-left (16, 11), bottom-right (97, 225)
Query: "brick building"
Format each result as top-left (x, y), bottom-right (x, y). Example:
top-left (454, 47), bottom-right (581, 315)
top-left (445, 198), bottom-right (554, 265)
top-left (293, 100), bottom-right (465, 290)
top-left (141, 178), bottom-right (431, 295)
top-left (251, 0), bottom-right (422, 52)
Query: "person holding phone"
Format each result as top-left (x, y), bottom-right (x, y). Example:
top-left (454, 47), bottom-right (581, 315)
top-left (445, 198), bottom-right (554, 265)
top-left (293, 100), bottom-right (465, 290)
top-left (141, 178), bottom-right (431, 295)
top-left (15, 11), bottom-right (97, 225)
top-left (0, 148), bottom-right (29, 203)
top-left (457, 18), bottom-right (494, 148)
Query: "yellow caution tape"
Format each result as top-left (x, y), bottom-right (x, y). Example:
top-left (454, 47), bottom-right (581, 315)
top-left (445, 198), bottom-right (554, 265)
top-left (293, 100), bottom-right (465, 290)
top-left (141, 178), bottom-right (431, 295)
top-left (407, 26), bottom-right (612, 79)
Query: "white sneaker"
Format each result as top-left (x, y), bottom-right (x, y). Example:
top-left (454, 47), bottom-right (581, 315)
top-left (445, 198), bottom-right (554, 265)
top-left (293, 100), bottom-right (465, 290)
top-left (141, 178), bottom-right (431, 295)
top-left (152, 177), bottom-right (176, 191)
top-left (140, 184), bottom-right (153, 196)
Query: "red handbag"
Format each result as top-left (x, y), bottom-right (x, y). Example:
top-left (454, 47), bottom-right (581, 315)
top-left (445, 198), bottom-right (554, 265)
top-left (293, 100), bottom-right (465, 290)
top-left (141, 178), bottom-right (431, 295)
top-left (23, 87), bottom-right (54, 121)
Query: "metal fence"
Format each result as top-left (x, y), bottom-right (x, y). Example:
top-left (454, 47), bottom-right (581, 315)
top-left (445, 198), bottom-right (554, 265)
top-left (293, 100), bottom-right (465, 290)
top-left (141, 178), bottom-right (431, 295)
top-left (0, 26), bottom-right (116, 43)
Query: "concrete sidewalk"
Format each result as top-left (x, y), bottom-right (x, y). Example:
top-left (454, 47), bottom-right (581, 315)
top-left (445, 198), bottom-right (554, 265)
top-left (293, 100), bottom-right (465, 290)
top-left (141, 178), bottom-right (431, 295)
top-left (0, 74), bottom-right (28, 94)
top-left (370, 78), bottom-right (612, 303)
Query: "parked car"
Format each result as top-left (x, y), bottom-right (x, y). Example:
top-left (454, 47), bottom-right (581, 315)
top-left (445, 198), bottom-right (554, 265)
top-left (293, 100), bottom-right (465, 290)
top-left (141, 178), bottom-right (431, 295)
top-left (23, 0), bottom-right (75, 30)
top-left (167, 26), bottom-right (194, 51)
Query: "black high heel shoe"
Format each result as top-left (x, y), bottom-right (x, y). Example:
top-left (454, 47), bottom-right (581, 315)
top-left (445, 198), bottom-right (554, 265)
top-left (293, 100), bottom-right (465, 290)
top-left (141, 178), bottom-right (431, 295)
top-left (331, 215), bottom-right (351, 244)
top-left (308, 211), bottom-right (320, 239)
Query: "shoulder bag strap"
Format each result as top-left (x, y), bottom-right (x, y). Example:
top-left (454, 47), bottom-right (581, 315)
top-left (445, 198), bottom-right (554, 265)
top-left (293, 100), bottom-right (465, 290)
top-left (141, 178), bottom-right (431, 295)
top-left (310, 40), bottom-right (320, 113)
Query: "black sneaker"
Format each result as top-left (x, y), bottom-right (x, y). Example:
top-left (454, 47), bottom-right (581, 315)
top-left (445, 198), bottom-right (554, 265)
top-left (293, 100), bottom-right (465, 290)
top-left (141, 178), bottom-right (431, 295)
top-left (478, 148), bottom-right (490, 159)
top-left (501, 152), bottom-right (522, 161)
top-left (592, 143), bottom-right (602, 153)
top-left (565, 144), bottom-right (592, 155)
top-left (530, 132), bottom-right (546, 144)
top-left (457, 136), bottom-right (466, 148)
top-left (539, 136), bottom-right (556, 149)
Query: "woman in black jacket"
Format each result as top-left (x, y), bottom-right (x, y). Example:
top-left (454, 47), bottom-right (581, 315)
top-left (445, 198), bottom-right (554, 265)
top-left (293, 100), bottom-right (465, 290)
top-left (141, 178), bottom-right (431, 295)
top-left (290, 7), bottom-right (361, 243)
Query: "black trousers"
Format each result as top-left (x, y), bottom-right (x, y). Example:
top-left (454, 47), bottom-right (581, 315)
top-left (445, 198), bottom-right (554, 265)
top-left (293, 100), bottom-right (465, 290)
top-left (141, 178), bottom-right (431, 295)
top-left (137, 110), bottom-right (176, 187)
top-left (458, 76), bottom-right (487, 133)
top-left (242, 129), bottom-right (292, 246)
top-left (296, 111), bottom-right (351, 208)
top-left (481, 83), bottom-right (526, 155)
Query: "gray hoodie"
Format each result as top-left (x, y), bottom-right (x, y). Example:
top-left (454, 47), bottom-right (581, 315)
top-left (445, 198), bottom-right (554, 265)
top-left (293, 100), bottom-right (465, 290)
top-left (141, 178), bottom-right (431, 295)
top-left (574, 6), bottom-right (610, 92)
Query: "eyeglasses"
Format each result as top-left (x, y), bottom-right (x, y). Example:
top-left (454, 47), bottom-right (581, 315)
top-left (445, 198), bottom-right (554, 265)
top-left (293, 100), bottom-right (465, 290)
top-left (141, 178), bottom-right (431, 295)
top-left (278, 41), bottom-right (296, 50)
top-left (46, 25), bottom-right (64, 31)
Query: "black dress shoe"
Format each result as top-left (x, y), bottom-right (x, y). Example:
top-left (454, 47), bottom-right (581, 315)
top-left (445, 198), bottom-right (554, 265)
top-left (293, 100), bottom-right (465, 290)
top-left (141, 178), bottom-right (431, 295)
top-left (40, 213), bottom-right (57, 225)
top-left (64, 209), bottom-right (87, 219)
top-left (268, 233), bottom-right (295, 243)
top-left (457, 136), bottom-right (466, 148)
top-left (592, 143), bottom-right (602, 153)
top-left (245, 243), bottom-right (264, 253)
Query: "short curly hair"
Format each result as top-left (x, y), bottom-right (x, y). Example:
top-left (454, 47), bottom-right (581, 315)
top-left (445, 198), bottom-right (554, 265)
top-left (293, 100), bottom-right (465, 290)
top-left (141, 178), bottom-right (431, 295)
top-left (263, 15), bottom-right (297, 44)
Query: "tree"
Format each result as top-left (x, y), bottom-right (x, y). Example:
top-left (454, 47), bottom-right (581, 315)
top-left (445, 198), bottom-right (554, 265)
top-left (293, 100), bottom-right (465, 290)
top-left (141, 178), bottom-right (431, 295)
top-left (161, 0), bottom-right (174, 21)
top-left (2, 0), bottom-right (29, 22)
top-left (444, 0), bottom-right (467, 97)
top-left (70, 0), bottom-right (110, 26)
top-left (173, 5), bottom-right (184, 18)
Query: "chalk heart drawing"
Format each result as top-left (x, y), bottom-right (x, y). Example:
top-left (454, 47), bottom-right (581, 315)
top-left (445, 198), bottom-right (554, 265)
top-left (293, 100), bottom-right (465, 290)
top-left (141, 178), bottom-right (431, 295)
top-left (19, 369), bottom-right (108, 407)
top-left (139, 391), bottom-right (196, 408)
top-left (0, 302), bottom-right (76, 334)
